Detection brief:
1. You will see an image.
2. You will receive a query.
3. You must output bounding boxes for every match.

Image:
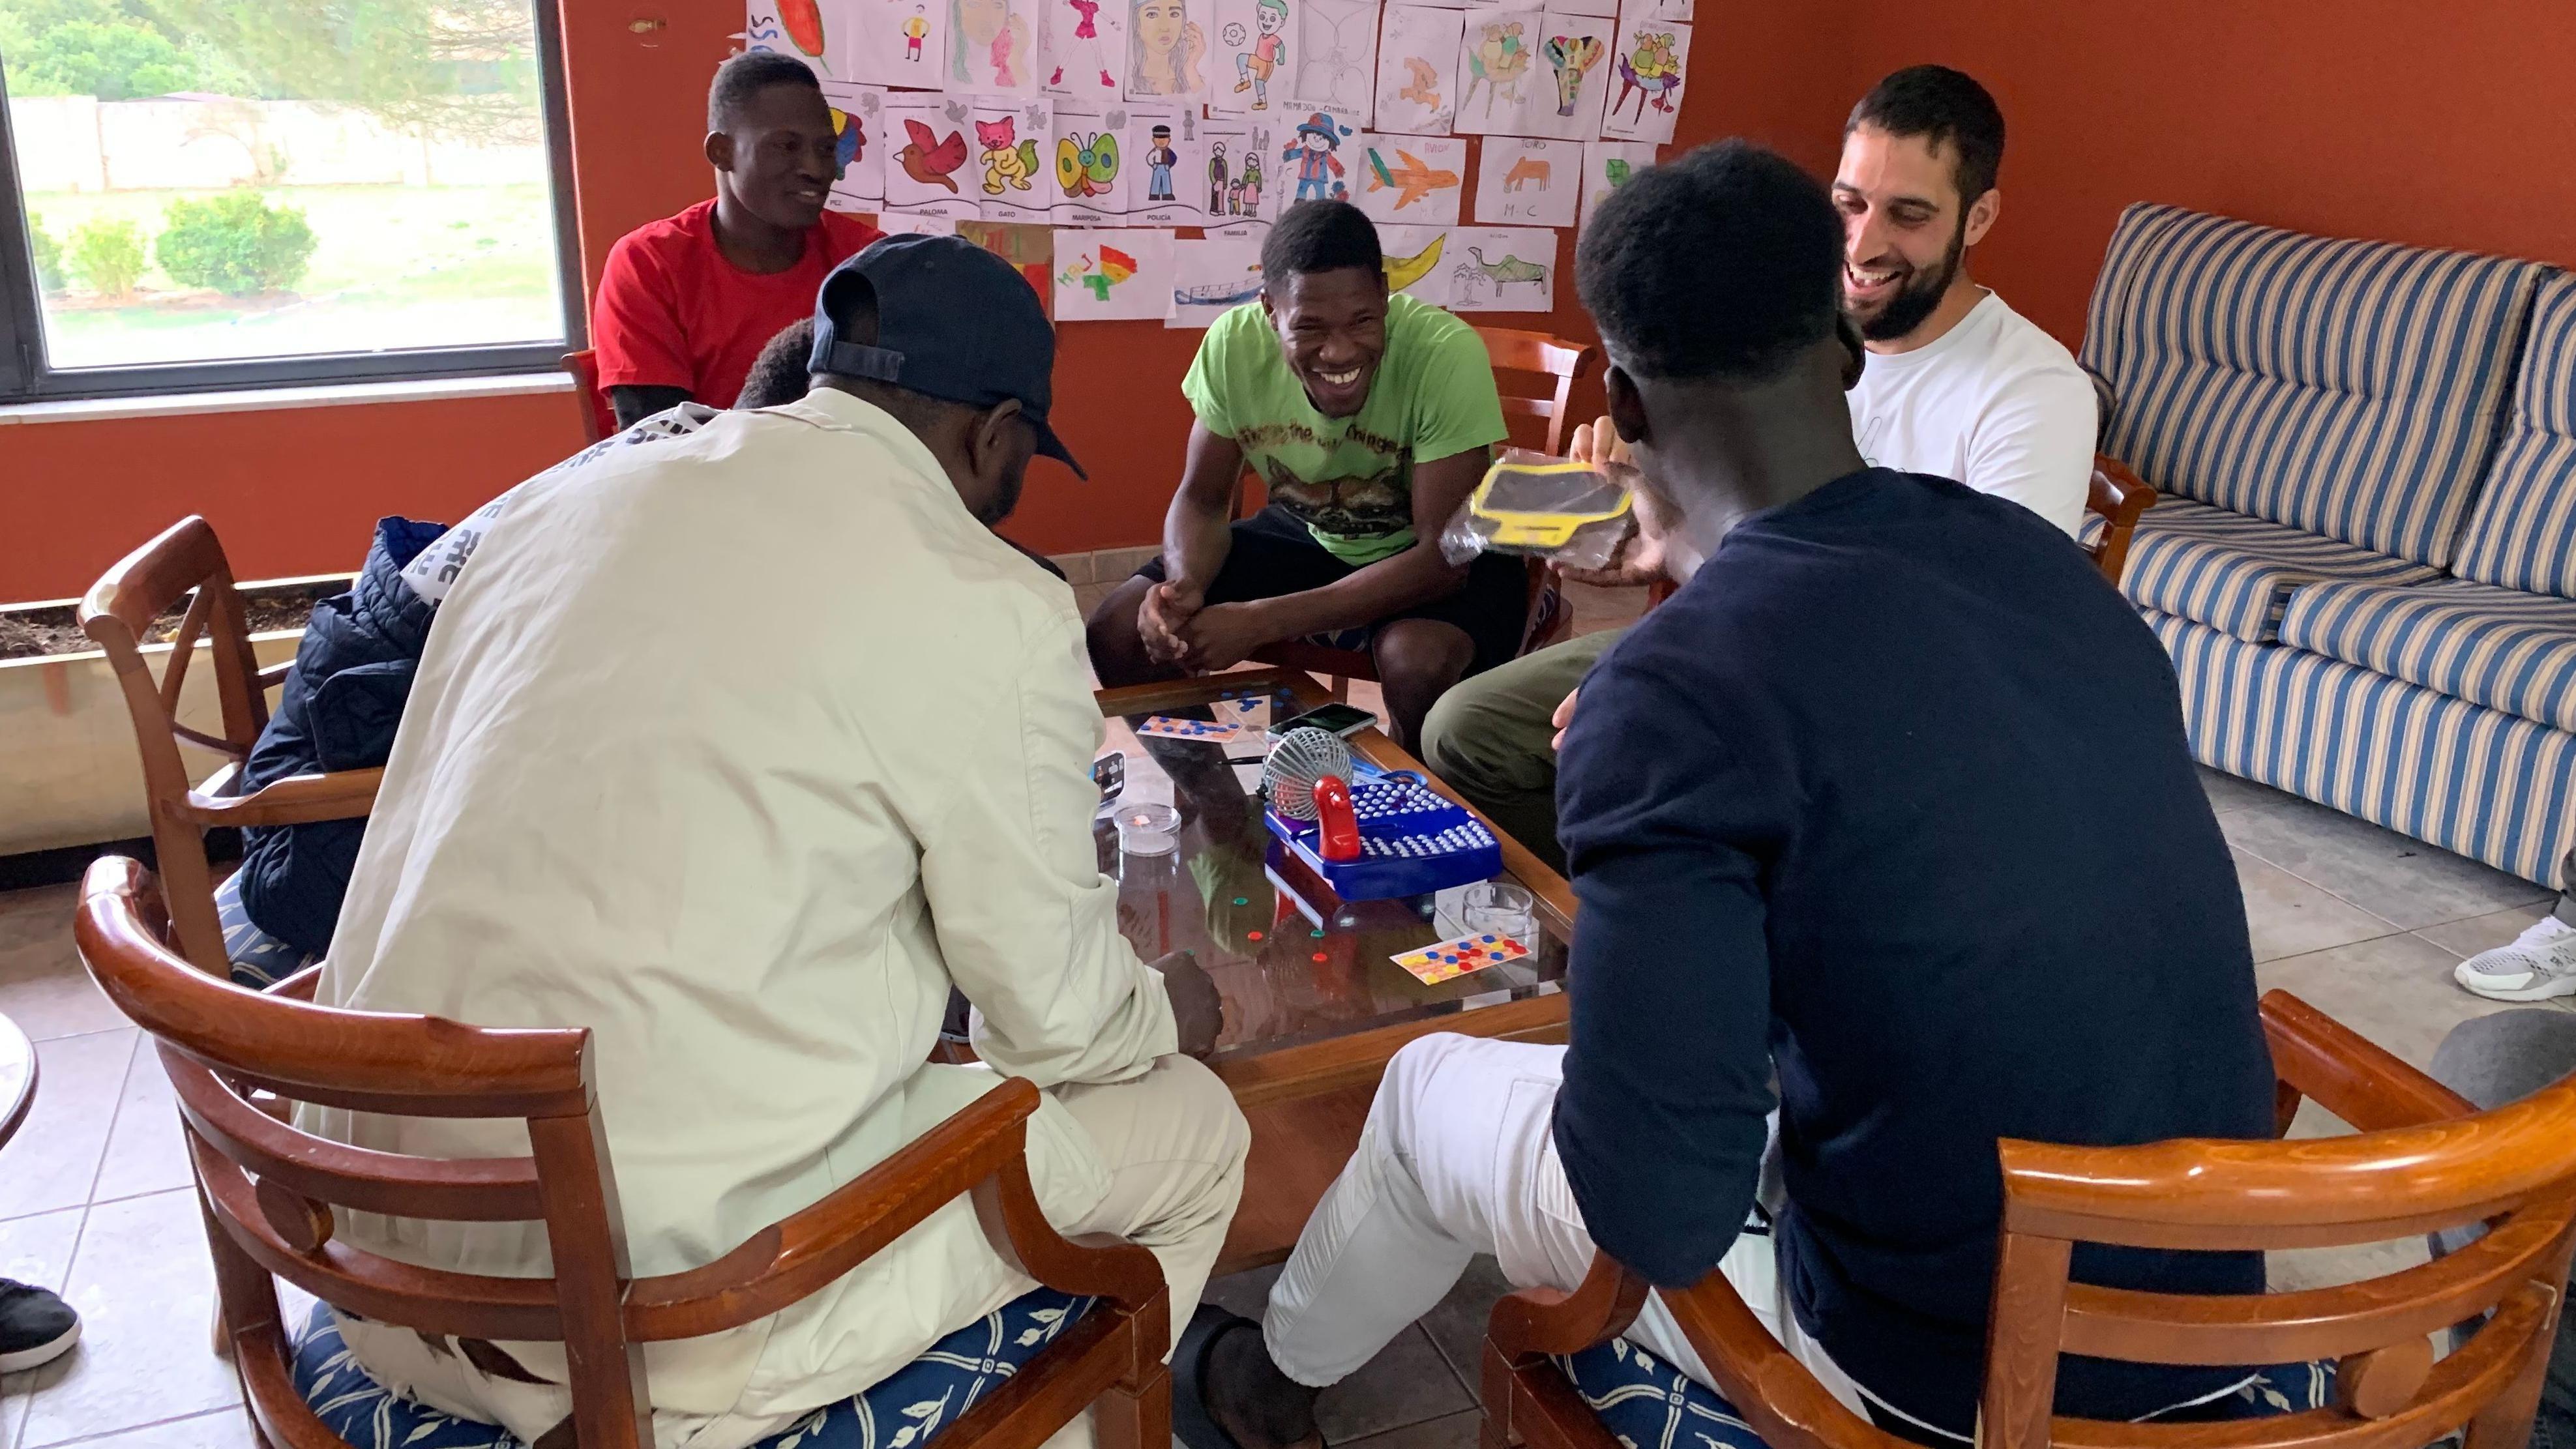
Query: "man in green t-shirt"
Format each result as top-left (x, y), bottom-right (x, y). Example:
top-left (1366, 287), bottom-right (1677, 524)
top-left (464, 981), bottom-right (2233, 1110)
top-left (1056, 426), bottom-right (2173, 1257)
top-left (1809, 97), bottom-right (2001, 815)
top-left (1085, 201), bottom-right (1520, 750)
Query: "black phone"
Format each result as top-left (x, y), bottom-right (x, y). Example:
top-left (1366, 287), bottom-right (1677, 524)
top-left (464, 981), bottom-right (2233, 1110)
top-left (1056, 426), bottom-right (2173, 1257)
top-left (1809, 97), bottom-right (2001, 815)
top-left (1268, 702), bottom-right (1378, 741)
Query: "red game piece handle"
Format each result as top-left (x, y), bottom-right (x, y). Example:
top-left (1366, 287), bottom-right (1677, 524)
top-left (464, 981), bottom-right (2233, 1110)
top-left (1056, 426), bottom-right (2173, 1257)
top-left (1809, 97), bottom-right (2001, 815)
top-left (1312, 774), bottom-right (1361, 861)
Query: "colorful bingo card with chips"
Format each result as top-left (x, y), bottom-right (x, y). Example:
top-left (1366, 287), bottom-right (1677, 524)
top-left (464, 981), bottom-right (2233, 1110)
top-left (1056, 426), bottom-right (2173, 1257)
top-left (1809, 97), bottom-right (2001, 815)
top-left (1391, 932), bottom-right (1532, 986)
top-left (1135, 716), bottom-right (1244, 741)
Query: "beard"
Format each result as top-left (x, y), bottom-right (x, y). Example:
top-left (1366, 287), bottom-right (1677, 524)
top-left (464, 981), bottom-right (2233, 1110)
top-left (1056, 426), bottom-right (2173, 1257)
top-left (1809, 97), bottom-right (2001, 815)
top-left (974, 468), bottom-right (1028, 526)
top-left (1853, 218), bottom-right (1966, 343)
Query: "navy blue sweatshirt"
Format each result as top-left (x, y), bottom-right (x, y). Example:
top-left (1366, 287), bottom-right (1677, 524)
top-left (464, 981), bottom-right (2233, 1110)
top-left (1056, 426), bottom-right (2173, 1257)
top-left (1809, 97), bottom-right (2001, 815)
top-left (1552, 469), bottom-right (2274, 1438)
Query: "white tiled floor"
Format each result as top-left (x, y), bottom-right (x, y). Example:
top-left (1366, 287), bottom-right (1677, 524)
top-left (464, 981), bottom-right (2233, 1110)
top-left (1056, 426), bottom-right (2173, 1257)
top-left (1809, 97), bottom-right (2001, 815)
top-left (0, 577), bottom-right (2561, 1447)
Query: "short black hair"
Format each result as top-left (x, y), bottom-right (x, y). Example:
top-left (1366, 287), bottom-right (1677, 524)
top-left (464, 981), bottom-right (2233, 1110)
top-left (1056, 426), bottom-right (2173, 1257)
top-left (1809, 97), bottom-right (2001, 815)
top-left (738, 318), bottom-right (814, 409)
top-left (1846, 65), bottom-right (2005, 203)
top-left (1261, 201), bottom-right (1382, 287)
top-left (709, 50), bottom-right (823, 132)
top-left (1575, 139), bottom-right (1843, 383)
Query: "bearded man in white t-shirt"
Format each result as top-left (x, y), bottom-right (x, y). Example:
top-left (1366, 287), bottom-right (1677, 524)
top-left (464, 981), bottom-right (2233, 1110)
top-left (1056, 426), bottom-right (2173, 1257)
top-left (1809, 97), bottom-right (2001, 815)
top-left (1836, 64), bottom-right (2095, 536)
top-left (1420, 63), bottom-right (2098, 872)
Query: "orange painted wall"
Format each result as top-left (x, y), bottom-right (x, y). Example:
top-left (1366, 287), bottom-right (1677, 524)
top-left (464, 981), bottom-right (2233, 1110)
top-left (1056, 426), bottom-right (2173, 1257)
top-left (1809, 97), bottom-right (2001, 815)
top-left (1833, 0), bottom-right (2576, 350)
top-left (35, 0), bottom-right (2560, 601)
top-left (1, 1), bottom-right (1845, 602)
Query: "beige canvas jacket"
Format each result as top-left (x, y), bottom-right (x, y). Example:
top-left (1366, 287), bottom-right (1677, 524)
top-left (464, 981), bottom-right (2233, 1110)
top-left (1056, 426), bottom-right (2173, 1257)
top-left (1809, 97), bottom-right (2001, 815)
top-left (298, 388), bottom-right (1176, 1448)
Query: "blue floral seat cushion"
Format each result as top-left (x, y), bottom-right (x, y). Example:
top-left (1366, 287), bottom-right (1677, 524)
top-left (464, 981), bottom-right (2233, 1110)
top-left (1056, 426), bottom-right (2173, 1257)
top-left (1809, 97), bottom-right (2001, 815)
top-left (1556, 1336), bottom-right (2335, 1449)
top-left (291, 1290), bottom-right (1096, 1449)
top-left (215, 870), bottom-right (320, 989)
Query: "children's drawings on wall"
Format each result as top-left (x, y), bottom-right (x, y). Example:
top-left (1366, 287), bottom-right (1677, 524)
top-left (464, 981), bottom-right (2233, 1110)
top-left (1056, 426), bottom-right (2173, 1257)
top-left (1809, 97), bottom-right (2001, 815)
top-left (1124, 103), bottom-right (1197, 222)
top-left (1126, 0), bottom-right (1209, 101)
top-left (1202, 117), bottom-right (1277, 223)
top-left (1055, 226), bottom-right (1176, 319)
top-left (957, 220), bottom-right (1056, 314)
top-left (1052, 99), bottom-right (1131, 222)
top-left (1472, 135), bottom-right (1575, 224)
top-left (948, 0), bottom-right (1040, 93)
top-left (1599, 12), bottom-right (1686, 142)
top-left (746, 3), bottom-right (831, 75)
top-left (1042, 0), bottom-right (1127, 98)
top-left (1578, 138), bottom-right (1653, 230)
top-left (1354, 132), bottom-right (1464, 225)
top-left (1377, 223), bottom-right (1453, 304)
top-left (1268, 106), bottom-right (1359, 212)
top-left (1626, 0), bottom-right (1687, 22)
top-left (1371, 5), bottom-right (1460, 134)
top-left (1521, 10), bottom-right (1610, 137)
top-left (1290, 0), bottom-right (1379, 121)
top-left (844, 0), bottom-right (949, 85)
top-left (1445, 225), bottom-right (1554, 311)
top-left (880, 212), bottom-right (960, 235)
top-left (973, 95), bottom-right (1054, 222)
top-left (819, 83), bottom-right (888, 209)
top-left (885, 93), bottom-right (982, 217)
top-left (1168, 234), bottom-right (1267, 327)
top-left (1209, 0), bottom-right (1297, 113)
top-left (1451, 10), bottom-right (1534, 132)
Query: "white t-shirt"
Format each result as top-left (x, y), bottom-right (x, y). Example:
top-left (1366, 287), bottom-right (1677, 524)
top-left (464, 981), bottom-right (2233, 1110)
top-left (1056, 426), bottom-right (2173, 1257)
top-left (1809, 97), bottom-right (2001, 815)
top-left (1846, 290), bottom-right (2097, 538)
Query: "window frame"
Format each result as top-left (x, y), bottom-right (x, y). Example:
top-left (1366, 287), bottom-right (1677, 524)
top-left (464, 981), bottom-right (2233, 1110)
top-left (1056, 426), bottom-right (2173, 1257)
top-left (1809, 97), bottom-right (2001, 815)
top-left (0, 0), bottom-right (587, 404)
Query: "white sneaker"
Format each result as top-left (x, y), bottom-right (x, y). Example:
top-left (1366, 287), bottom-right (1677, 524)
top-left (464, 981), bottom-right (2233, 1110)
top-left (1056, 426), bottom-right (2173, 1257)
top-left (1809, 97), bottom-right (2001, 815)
top-left (2455, 913), bottom-right (2576, 1001)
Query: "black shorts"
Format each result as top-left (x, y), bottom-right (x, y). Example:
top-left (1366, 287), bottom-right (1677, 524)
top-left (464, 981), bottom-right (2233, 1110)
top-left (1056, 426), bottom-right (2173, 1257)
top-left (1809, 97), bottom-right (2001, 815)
top-left (1133, 507), bottom-right (1532, 675)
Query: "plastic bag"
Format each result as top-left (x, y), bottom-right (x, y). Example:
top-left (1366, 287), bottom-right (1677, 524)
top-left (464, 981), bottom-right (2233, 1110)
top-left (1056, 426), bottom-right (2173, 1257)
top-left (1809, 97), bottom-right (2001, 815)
top-left (1439, 449), bottom-right (1636, 570)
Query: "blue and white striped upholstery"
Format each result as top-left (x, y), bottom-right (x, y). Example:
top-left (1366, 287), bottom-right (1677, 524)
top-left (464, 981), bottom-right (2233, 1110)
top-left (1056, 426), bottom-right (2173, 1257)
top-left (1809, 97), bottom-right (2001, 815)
top-left (2117, 499), bottom-right (2437, 643)
top-left (2081, 203), bottom-right (2541, 568)
top-left (2279, 578), bottom-right (2576, 734)
top-left (2152, 611), bottom-right (2576, 884)
top-left (1554, 1335), bottom-right (2333, 1449)
top-left (290, 1291), bottom-right (1095, 1449)
top-left (215, 870), bottom-right (319, 989)
top-left (2453, 270), bottom-right (2576, 600)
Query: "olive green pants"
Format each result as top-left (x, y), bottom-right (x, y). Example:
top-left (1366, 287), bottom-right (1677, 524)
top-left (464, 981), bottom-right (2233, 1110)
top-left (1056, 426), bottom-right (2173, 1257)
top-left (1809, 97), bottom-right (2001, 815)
top-left (1419, 627), bottom-right (1625, 877)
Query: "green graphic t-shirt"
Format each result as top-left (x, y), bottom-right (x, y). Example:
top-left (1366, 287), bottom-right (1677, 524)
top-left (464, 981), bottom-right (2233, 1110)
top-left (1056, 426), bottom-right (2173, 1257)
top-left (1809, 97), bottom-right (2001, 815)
top-left (1181, 292), bottom-right (1508, 564)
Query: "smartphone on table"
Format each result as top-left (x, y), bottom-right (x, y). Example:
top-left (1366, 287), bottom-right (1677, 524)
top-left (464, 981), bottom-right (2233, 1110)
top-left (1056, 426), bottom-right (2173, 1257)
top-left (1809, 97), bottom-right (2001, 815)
top-left (1266, 702), bottom-right (1378, 742)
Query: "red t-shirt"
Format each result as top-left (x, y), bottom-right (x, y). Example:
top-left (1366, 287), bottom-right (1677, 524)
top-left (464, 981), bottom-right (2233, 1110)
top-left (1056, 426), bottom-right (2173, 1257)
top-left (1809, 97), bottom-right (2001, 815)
top-left (591, 200), bottom-right (884, 407)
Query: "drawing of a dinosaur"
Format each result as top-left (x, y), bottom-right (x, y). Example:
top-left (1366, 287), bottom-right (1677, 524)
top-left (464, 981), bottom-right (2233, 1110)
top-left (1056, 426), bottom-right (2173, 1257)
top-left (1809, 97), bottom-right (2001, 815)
top-left (1398, 55), bottom-right (1441, 112)
top-left (1468, 246), bottom-right (1547, 289)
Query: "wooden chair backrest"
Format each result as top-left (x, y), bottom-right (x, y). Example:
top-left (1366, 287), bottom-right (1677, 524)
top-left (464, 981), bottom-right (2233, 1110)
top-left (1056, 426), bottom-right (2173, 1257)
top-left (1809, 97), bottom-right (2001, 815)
top-left (2085, 454), bottom-right (2157, 585)
top-left (565, 349), bottom-right (614, 444)
top-left (1473, 327), bottom-right (1600, 458)
top-left (1981, 990), bottom-right (2576, 1449)
top-left (74, 858), bottom-right (1167, 1449)
top-left (78, 516), bottom-right (277, 975)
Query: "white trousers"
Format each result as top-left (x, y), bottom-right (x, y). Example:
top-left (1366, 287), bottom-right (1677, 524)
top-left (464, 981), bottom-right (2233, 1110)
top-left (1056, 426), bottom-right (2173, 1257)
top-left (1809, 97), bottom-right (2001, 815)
top-left (1262, 1034), bottom-right (1871, 1420)
top-left (341, 1054), bottom-right (1249, 1449)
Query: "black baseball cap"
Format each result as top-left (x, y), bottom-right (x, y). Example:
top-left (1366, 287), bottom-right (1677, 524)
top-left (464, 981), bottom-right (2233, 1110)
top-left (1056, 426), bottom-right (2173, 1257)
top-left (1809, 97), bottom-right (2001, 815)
top-left (808, 234), bottom-right (1085, 479)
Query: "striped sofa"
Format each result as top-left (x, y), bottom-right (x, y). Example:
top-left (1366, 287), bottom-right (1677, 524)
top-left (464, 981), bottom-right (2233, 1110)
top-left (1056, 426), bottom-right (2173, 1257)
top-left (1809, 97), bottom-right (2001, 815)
top-left (2079, 203), bottom-right (2576, 887)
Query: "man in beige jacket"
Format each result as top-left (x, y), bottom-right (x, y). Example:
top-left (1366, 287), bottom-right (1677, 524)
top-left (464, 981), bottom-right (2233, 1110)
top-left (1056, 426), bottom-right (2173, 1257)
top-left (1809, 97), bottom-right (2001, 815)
top-left (301, 237), bottom-right (1251, 1449)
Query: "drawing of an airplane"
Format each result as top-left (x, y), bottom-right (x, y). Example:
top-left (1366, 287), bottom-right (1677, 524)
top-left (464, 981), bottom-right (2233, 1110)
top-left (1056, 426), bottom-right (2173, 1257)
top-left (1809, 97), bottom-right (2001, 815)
top-left (1365, 148), bottom-right (1458, 211)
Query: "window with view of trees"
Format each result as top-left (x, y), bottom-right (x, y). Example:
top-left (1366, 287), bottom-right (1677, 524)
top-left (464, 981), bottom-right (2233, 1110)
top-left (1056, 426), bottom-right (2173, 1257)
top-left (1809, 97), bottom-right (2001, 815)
top-left (0, 0), bottom-right (579, 398)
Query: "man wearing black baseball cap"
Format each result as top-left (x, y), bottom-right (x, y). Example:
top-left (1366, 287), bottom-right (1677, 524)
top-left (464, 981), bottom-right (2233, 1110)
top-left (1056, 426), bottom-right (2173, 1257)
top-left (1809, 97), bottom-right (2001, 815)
top-left (297, 233), bottom-right (1249, 1448)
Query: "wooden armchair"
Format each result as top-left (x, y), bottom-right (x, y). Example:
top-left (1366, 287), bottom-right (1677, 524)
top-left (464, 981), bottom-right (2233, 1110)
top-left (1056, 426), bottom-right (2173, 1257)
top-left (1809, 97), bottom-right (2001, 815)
top-left (72, 857), bottom-right (1172, 1449)
top-left (1485, 989), bottom-right (2576, 1449)
top-left (78, 517), bottom-right (379, 978)
top-left (565, 349), bottom-right (615, 443)
top-left (2086, 456), bottom-right (2157, 586)
top-left (1245, 328), bottom-right (1597, 699)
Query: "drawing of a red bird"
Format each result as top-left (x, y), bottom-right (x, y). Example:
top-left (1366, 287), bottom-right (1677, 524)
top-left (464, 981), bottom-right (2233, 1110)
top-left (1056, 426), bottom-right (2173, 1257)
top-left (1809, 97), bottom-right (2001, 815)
top-left (898, 118), bottom-right (969, 193)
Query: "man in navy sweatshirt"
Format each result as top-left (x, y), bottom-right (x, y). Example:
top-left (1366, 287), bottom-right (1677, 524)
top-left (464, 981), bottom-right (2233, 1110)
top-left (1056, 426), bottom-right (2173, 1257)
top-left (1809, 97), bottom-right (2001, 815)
top-left (1176, 139), bottom-right (2278, 1449)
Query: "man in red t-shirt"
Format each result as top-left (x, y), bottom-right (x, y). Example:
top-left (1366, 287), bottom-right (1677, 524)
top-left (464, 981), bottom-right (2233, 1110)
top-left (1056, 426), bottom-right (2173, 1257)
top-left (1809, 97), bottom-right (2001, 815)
top-left (591, 51), bottom-right (885, 425)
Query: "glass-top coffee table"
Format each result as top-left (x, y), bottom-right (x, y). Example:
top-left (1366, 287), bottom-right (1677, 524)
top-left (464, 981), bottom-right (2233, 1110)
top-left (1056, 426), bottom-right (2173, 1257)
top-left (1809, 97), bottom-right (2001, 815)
top-left (1090, 667), bottom-right (1574, 1271)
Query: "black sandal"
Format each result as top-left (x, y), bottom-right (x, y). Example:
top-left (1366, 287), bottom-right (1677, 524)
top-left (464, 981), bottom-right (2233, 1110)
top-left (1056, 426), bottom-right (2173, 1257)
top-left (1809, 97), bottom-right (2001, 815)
top-left (1170, 1302), bottom-right (1265, 1449)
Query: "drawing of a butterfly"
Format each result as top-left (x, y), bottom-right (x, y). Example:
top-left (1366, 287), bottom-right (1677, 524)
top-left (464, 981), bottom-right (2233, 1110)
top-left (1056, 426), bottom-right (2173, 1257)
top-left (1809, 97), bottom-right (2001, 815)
top-left (1056, 131), bottom-right (1121, 196)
